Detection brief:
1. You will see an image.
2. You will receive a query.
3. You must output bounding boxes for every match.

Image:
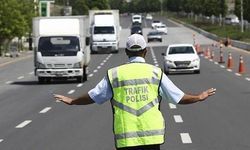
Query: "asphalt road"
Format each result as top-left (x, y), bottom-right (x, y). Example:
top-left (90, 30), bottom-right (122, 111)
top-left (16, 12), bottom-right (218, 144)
top-left (0, 15), bottom-right (250, 150)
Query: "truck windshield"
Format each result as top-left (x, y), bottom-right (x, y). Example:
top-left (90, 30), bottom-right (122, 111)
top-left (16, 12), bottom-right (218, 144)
top-left (38, 36), bottom-right (80, 56)
top-left (94, 27), bottom-right (114, 34)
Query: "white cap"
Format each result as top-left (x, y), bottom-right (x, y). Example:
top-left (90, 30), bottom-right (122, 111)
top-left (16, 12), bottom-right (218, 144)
top-left (126, 34), bottom-right (146, 51)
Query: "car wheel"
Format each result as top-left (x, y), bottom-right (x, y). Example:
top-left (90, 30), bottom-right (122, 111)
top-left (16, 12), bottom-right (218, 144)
top-left (194, 70), bottom-right (200, 74)
top-left (163, 65), bottom-right (169, 75)
top-left (159, 39), bottom-right (162, 42)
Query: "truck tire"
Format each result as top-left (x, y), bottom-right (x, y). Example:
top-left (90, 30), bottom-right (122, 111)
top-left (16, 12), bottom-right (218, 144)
top-left (38, 77), bottom-right (45, 84)
top-left (76, 76), bottom-right (84, 83)
top-left (83, 66), bottom-right (87, 81)
top-left (77, 66), bottom-right (87, 83)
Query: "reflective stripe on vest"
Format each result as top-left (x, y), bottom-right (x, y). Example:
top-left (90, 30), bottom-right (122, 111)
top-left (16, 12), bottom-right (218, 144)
top-left (115, 129), bottom-right (165, 140)
top-left (111, 97), bottom-right (159, 116)
top-left (111, 67), bottom-right (160, 88)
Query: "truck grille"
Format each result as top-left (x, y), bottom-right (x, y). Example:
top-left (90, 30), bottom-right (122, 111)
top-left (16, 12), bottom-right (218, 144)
top-left (54, 64), bottom-right (66, 68)
top-left (46, 64), bottom-right (66, 68)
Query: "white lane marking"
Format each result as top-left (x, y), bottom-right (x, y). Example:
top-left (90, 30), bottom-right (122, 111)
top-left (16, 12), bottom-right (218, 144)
top-left (103, 60), bottom-right (107, 63)
top-left (214, 62), bottom-right (219, 65)
top-left (155, 64), bottom-right (159, 67)
top-left (16, 120), bottom-right (32, 128)
top-left (28, 71), bottom-right (34, 75)
top-left (100, 62), bottom-right (104, 66)
top-left (88, 73), bottom-right (93, 77)
top-left (93, 69), bottom-right (98, 73)
top-left (169, 103), bottom-right (177, 109)
top-left (180, 133), bottom-right (192, 144)
top-left (246, 77), bottom-right (250, 81)
top-left (17, 76), bottom-right (24, 79)
top-left (5, 81), bottom-right (13, 84)
top-left (56, 100), bottom-right (61, 103)
top-left (68, 90), bottom-right (75, 95)
top-left (0, 139), bottom-right (3, 143)
top-left (220, 65), bottom-right (225, 68)
top-left (77, 83), bottom-right (83, 87)
top-left (227, 69), bottom-right (232, 72)
top-left (97, 66), bottom-right (101, 69)
top-left (235, 73), bottom-right (242, 76)
top-left (173, 115), bottom-right (183, 123)
top-left (39, 107), bottom-right (52, 114)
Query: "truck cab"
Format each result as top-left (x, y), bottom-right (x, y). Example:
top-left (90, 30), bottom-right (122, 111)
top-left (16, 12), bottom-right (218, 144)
top-left (132, 14), bottom-right (142, 24)
top-left (89, 10), bottom-right (120, 54)
top-left (33, 16), bottom-right (90, 83)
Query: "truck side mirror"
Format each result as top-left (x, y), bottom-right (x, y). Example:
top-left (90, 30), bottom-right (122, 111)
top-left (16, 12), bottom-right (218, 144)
top-left (85, 37), bottom-right (90, 46)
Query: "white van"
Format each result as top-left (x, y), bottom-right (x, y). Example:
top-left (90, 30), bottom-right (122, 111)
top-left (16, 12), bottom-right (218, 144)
top-left (132, 15), bottom-right (142, 24)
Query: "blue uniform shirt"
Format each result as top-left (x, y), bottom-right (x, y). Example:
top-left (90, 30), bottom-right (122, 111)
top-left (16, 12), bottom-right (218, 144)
top-left (88, 56), bottom-right (184, 104)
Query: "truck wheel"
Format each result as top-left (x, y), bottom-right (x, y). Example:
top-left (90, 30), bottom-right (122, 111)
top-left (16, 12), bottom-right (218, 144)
top-left (77, 76), bottom-right (84, 83)
top-left (77, 66), bottom-right (87, 83)
top-left (45, 77), bottom-right (51, 83)
top-left (38, 77), bottom-right (45, 84)
top-left (83, 66), bottom-right (87, 81)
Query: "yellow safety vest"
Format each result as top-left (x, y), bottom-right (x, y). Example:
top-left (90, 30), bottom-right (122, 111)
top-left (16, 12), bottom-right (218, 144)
top-left (107, 63), bottom-right (165, 148)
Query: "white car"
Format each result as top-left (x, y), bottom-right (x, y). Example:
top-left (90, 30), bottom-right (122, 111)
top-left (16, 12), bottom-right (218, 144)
top-left (225, 14), bottom-right (240, 25)
top-left (155, 24), bottom-right (168, 34)
top-left (151, 20), bottom-right (162, 29)
top-left (162, 44), bottom-right (200, 74)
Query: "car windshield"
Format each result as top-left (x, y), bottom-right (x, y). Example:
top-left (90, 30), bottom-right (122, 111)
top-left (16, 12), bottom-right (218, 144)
top-left (158, 25), bottom-right (166, 28)
top-left (133, 17), bottom-right (140, 19)
top-left (153, 21), bottom-right (160, 23)
top-left (94, 26), bottom-right (114, 34)
top-left (38, 36), bottom-right (80, 56)
top-left (168, 46), bottom-right (195, 54)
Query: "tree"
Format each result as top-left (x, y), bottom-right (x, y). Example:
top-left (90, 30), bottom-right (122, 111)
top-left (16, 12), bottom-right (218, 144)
top-left (167, 0), bottom-right (183, 12)
top-left (243, 0), bottom-right (250, 22)
top-left (87, 0), bottom-right (110, 10)
top-left (0, 0), bottom-right (28, 55)
top-left (70, 0), bottom-right (89, 15)
top-left (235, 0), bottom-right (241, 18)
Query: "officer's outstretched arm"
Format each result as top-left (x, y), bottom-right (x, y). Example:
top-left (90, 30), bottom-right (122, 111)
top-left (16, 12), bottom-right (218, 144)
top-left (54, 93), bottom-right (95, 105)
top-left (178, 88), bottom-right (216, 104)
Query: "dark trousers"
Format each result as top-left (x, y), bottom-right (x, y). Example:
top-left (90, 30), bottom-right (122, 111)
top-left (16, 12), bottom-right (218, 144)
top-left (116, 144), bottom-right (160, 150)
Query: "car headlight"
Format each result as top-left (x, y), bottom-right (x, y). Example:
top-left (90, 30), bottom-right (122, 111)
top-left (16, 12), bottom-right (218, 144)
top-left (192, 58), bottom-right (200, 62)
top-left (73, 62), bottom-right (82, 68)
top-left (36, 62), bottom-right (46, 69)
top-left (166, 60), bottom-right (173, 63)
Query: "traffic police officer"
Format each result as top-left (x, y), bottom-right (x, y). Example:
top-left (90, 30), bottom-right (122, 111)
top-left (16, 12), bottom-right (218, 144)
top-left (54, 34), bottom-right (216, 150)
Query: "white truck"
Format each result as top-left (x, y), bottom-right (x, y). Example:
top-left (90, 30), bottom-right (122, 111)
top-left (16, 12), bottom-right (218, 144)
top-left (32, 16), bottom-right (91, 83)
top-left (89, 10), bottom-right (120, 53)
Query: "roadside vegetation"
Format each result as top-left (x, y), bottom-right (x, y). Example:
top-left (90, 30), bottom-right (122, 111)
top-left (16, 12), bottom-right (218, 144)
top-left (1, 0), bottom-right (250, 56)
top-left (168, 12), bottom-right (250, 43)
